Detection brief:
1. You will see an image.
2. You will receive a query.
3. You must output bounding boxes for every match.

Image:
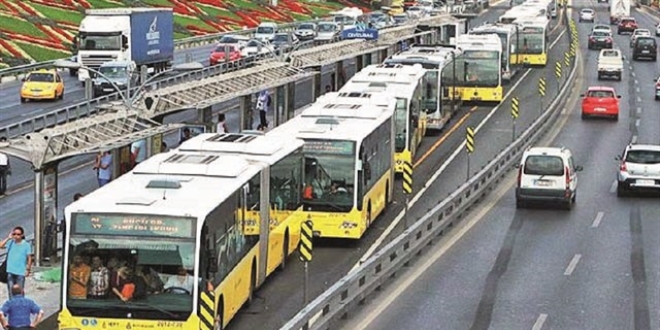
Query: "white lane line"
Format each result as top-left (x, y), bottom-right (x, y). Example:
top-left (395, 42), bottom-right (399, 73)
top-left (610, 180), bottom-right (617, 193)
top-left (637, 107), bottom-right (641, 115)
top-left (635, 119), bottom-right (640, 127)
top-left (563, 254), bottom-right (582, 276)
top-left (632, 135), bottom-right (638, 144)
top-left (349, 28), bottom-right (568, 273)
top-left (634, 79), bottom-right (639, 85)
top-left (629, 65), bottom-right (633, 70)
top-left (591, 211), bottom-right (604, 228)
top-left (635, 87), bottom-right (640, 93)
top-left (636, 96), bottom-right (641, 102)
top-left (532, 314), bottom-right (548, 330)
top-left (631, 72), bottom-right (636, 77)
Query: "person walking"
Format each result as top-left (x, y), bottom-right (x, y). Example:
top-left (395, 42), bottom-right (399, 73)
top-left (0, 227), bottom-right (32, 298)
top-left (0, 284), bottom-right (44, 330)
top-left (216, 114), bottom-right (228, 133)
top-left (0, 137), bottom-right (9, 196)
top-left (93, 151), bottom-right (112, 187)
top-left (256, 90), bottom-right (272, 129)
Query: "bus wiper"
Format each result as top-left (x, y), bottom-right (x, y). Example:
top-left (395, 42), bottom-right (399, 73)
top-left (133, 302), bottom-right (178, 318)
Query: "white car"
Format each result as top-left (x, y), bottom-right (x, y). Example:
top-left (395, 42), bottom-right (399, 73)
top-left (616, 144), bottom-right (660, 196)
top-left (630, 29), bottom-right (651, 46)
top-left (240, 39), bottom-right (275, 57)
top-left (315, 22), bottom-right (339, 42)
top-left (579, 8), bottom-right (595, 22)
top-left (656, 22), bottom-right (660, 36)
top-left (515, 147), bottom-right (583, 209)
top-left (592, 24), bottom-right (612, 34)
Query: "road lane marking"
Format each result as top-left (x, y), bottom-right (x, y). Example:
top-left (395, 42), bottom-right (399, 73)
top-left (635, 119), bottom-right (640, 127)
top-left (563, 254), bottom-right (582, 276)
top-left (631, 135), bottom-right (638, 144)
top-left (631, 72), bottom-right (636, 77)
top-left (414, 106), bottom-right (477, 169)
top-left (591, 211), bottom-right (604, 228)
top-left (636, 107), bottom-right (641, 115)
top-left (532, 314), bottom-right (548, 330)
top-left (635, 87), bottom-right (640, 93)
top-left (350, 27), bottom-right (568, 272)
top-left (636, 96), bottom-right (641, 102)
top-left (634, 79), bottom-right (638, 85)
top-left (345, 170), bottom-right (517, 330)
top-left (610, 180), bottom-right (617, 193)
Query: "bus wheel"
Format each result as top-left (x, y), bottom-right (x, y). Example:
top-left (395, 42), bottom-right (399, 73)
top-left (214, 300), bottom-right (224, 330)
top-left (384, 182), bottom-right (390, 209)
top-left (247, 263), bottom-right (256, 306)
top-left (366, 202), bottom-right (372, 228)
top-left (279, 231), bottom-right (289, 271)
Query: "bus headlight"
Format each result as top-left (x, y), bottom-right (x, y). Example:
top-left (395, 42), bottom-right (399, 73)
top-left (340, 221), bottom-right (358, 229)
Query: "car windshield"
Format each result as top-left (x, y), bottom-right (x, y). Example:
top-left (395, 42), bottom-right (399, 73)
top-left (581, 9), bottom-right (593, 13)
top-left (246, 40), bottom-right (262, 47)
top-left (27, 73), bottom-right (54, 82)
top-left (273, 34), bottom-right (289, 42)
top-left (256, 26), bottom-right (275, 34)
top-left (298, 24), bottom-right (315, 30)
top-left (601, 50), bottom-right (619, 57)
top-left (99, 66), bottom-right (128, 79)
top-left (637, 38), bottom-right (655, 46)
top-left (218, 36), bottom-right (241, 43)
top-left (318, 24), bottom-right (336, 32)
top-left (587, 90), bottom-right (614, 98)
top-left (593, 26), bottom-right (610, 31)
top-left (625, 150), bottom-right (660, 164)
top-left (634, 30), bottom-right (649, 35)
top-left (592, 31), bottom-right (610, 37)
top-left (621, 19), bottom-right (635, 24)
top-left (524, 155), bottom-right (565, 176)
top-left (214, 45), bottom-right (236, 52)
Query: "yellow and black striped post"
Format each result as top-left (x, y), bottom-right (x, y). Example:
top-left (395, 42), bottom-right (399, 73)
top-left (539, 78), bottom-right (546, 111)
top-left (299, 219), bottom-right (313, 304)
top-left (199, 290), bottom-right (215, 330)
top-left (555, 61), bottom-right (562, 89)
top-left (570, 42), bottom-right (577, 57)
top-left (564, 52), bottom-right (570, 67)
top-left (402, 161), bottom-right (413, 194)
top-left (466, 126), bottom-right (475, 181)
top-left (511, 97), bottom-right (519, 142)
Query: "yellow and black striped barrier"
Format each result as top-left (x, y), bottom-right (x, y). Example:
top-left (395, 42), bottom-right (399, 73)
top-left (511, 97), bottom-right (519, 119)
top-left (199, 291), bottom-right (215, 330)
top-left (466, 127), bottom-right (475, 154)
top-left (299, 220), bottom-right (313, 262)
top-left (555, 61), bottom-right (562, 80)
top-left (564, 52), bottom-right (570, 67)
top-left (539, 78), bottom-right (546, 97)
top-left (402, 161), bottom-right (413, 194)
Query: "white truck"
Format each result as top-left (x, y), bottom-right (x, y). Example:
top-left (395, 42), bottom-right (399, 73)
top-left (597, 48), bottom-right (623, 81)
top-left (609, 0), bottom-right (630, 24)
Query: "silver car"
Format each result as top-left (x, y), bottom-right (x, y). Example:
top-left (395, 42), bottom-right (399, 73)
top-left (616, 144), bottom-right (660, 196)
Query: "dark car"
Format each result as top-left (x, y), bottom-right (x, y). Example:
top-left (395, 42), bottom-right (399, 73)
top-left (271, 33), bottom-right (299, 50)
top-left (632, 36), bottom-right (657, 61)
top-left (617, 17), bottom-right (638, 34)
top-left (588, 31), bottom-right (613, 50)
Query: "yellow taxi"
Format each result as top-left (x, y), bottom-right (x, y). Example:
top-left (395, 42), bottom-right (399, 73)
top-left (20, 69), bottom-right (64, 103)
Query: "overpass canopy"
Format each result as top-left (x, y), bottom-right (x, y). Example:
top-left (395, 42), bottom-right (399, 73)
top-left (0, 105), bottom-right (182, 169)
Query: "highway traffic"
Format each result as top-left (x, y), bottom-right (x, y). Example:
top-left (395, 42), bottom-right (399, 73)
top-left (336, 3), bottom-right (660, 330)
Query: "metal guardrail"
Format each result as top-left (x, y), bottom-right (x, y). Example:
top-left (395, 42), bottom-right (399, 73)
top-left (280, 16), bottom-right (579, 330)
top-left (0, 19), bottom-right (324, 83)
top-left (0, 37), bottom-right (336, 140)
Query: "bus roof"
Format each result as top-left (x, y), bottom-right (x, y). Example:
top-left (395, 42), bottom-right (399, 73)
top-left (515, 15), bottom-right (549, 27)
top-left (470, 23), bottom-right (518, 35)
top-left (267, 92), bottom-right (395, 143)
top-left (456, 34), bottom-right (501, 51)
top-left (340, 64), bottom-right (426, 99)
top-left (386, 46), bottom-right (460, 67)
top-left (178, 133), bottom-right (304, 165)
top-left (65, 151), bottom-right (263, 221)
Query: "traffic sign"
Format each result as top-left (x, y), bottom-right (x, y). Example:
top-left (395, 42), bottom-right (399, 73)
top-left (466, 126), bottom-right (475, 153)
top-left (511, 97), bottom-right (519, 119)
top-left (402, 161), bottom-right (413, 194)
top-left (299, 220), bottom-right (313, 262)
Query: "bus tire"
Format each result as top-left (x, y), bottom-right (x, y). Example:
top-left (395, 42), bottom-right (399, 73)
top-left (385, 181), bottom-right (390, 205)
top-left (279, 231), bottom-right (289, 271)
top-left (247, 262), bottom-right (256, 306)
top-left (214, 299), bottom-right (224, 330)
top-left (366, 202), bottom-right (372, 228)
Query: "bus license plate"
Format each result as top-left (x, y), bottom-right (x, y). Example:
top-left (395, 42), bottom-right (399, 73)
top-left (470, 97), bottom-right (482, 101)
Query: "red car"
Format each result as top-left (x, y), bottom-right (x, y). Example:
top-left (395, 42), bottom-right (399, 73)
top-left (209, 44), bottom-right (242, 66)
top-left (617, 17), bottom-right (638, 34)
top-left (580, 86), bottom-right (621, 120)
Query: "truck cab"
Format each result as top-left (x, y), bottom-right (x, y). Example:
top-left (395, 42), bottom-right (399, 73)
top-left (597, 48), bottom-right (623, 81)
top-left (92, 60), bottom-right (138, 98)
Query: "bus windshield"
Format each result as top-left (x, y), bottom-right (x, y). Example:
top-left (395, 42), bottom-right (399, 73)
top-left (394, 98), bottom-right (408, 152)
top-left (519, 28), bottom-right (545, 54)
top-left (65, 213), bottom-right (197, 320)
top-left (472, 31), bottom-right (511, 69)
top-left (455, 50), bottom-right (501, 87)
top-left (303, 140), bottom-right (356, 212)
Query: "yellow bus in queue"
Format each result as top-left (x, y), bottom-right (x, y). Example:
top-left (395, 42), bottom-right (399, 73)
top-left (267, 91), bottom-right (396, 239)
top-left (514, 16), bottom-right (551, 66)
top-left (453, 34), bottom-right (504, 103)
top-left (385, 46), bottom-right (464, 133)
top-left (60, 141), bottom-right (304, 330)
top-left (339, 63), bottom-right (429, 173)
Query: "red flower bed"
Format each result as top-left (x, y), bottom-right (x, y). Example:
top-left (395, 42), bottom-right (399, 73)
top-left (12, 1), bottom-right (38, 16)
top-left (0, 39), bottom-right (22, 58)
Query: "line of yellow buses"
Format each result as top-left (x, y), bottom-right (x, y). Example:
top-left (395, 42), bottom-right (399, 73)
top-left (58, 5), bottom-right (561, 330)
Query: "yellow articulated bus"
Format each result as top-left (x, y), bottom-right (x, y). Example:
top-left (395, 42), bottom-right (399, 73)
top-left (469, 23), bottom-right (522, 83)
top-left (60, 142), bottom-right (304, 330)
top-left (339, 63), bottom-right (429, 173)
top-left (453, 34), bottom-right (504, 103)
top-left (267, 91), bottom-right (396, 239)
top-left (514, 16), bottom-right (550, 66)
top-left (385, 45), bottom-right (463, 133)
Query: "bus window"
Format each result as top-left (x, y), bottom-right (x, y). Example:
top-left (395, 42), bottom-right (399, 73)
top-left (423, 71), bottom-right (438, 112)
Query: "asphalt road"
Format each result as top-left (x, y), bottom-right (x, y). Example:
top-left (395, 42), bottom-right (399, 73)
top-left (338, 4), bottom-right (660, 330)
top-left (226, 6), bottom-right (571, 330)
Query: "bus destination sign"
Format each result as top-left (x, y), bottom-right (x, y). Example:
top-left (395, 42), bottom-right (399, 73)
top-left (73, 214), bottom-right (194, 238)
top-left (304, 140), bottom-right (355, 155)
top-left (521, 27), bottom-right (544, 34)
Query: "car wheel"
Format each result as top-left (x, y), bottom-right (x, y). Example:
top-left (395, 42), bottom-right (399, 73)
top-left (516, 198), bottom-right (526, 209)
top-left (562, 199), bottom-right (573, 210)
top-left (616, 182), bottom-right (628, 197)
top-left (617, 75), bottom-right (622, 81)
top-left (581, 113), bottom-right (588, 120)
top-left (58, 90), bottom-right (64, 100)
top-left (20, 97), bottom-right (26, 103)
top-left (597, 73), bottom-right (602, 80)
top-left (612, 114), bottom-right (618, 121)
top-left (655, 95), bottom-right (660, 101)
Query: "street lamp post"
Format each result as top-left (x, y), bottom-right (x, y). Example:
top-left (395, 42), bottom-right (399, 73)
top-left (53, 60), bottom-right (204, 108)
